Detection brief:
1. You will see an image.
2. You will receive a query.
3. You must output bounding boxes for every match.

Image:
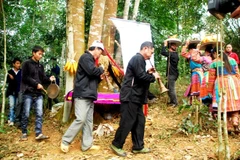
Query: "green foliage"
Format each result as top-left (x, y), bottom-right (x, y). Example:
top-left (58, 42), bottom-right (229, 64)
top-left (178, 114), bottom-right (200, 135)
top-left (0, 0), bottom-right (66, 68)
top-left (177, 99), bottom-right (216, 135)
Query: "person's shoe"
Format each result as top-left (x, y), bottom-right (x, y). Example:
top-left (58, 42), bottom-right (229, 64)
top-left (169, 103), bottom-right (177, 107)
top-left (110, 144), bottom-right (127, 157)
top-left (60, 142), bottom-right (69, 153)
top-left (35, 133), bottom-right (49, 140)
top-left (20, 133), bottom-right (28, 141)
top-left (132, 148), bottom-right (151, 154)
top-left (82, 145), bottom-right (100, 152)
top-left (9, 122), bottom-right (14, 126)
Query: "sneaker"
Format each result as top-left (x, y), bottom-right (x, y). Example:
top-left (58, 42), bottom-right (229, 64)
top-left (9, 122), bottom-right (14, 126)
top-left (20, 133), bottom-right (28, 141)
top-left (60, 142), bottom-right (69, 153)
top-left (132, 148), bottom-right (151, 154)
top-left (110, 144), bottom-right (127, 157)
top-left (35, 133), bottom-right (49, 140)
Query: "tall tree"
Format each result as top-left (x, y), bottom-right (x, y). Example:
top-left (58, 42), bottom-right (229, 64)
top-left (0, 0), bottom-right (7, 127)
top-left (123, 0), bottom-right (131, 20)
top-left (132, 0), bottom-right (140, 20)
top-left (102, 0), bottom-right (118, 54)
top-left (88, 0), bottom-right (106, 47)
top-left (72, 0), bottom-right (85, 62)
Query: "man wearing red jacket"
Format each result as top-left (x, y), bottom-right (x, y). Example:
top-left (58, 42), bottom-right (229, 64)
top-left (225, 44), bottom-right (239, 64)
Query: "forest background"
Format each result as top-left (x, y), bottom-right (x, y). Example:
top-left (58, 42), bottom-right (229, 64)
top-left (0, 0), bottom-right (240, 159)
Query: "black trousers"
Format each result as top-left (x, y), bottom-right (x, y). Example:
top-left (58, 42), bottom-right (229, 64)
top-left (166, 75), bottom-right (178, 105)
top-left (112, 101), bottom-right (145, 150)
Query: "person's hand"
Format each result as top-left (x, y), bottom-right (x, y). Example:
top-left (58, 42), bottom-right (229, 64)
top-left (196, 44), bottom-right (201, 50)
top-left (148, 67), bottom-right (156, 74)
top-left (231, 6), bottom-right (240, 19)
top-left (8, 74), bottom-right (14, 80)
top-left (100, 73), bottom-right (105, 80)
top-left (185, 40), bottom-right (190, 47)
top-left (153, 72), bottom-right (160, 79)
top-left (37, 84), bottom-right (44, 90)
top-left (50, 76), bottom-right (56, 82)
top-left (164, 40), bottom-right (168, 47)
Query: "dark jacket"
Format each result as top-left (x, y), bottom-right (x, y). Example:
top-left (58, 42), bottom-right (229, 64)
top-left (73, 51), bottom-right (104, 100)
top-left (20, 58), bottom-right (51, 96)
top-left (6, 69), bottom-right (22, 97)
top-left (120, 53), bottom-right (156, 104)
top-left (161, 46), bottom-right (179, 79)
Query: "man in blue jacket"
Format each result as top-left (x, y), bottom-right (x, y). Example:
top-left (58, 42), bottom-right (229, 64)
top-left (110, 41), bottom-right (160, 157)
top-left (61, 41), bottom-right (105, 153)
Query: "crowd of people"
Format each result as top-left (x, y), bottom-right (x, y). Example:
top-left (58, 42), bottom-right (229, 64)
top-left (5, 38), bottom-right (240, 157)
top-left (181, 39), bottom-right (240, 133)
top-left (6, 46), bottom-right (57, 141)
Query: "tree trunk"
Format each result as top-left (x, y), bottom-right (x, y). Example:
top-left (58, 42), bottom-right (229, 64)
top-left (132, 0), bottom-right (140, 20)
top-left (123, 0), bottom-right (131, 20)
top-left (88, 0), bottom-right (106, 47)
top-left (0, 0), bottom-right (8, 127)
top-left (63, 0), bottom-right (85, 122)
top-left (102, 0), bottom-right (118, 54)
top-left (65, 0), bottom-right (75, 95)
top-left (59, 43), bottom-right (65, 89)
top-left (72, 0), bottom-right (85, 62)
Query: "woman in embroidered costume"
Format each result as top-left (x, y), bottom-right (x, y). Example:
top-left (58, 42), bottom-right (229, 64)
top-left (208, 48), bottom-right (240, 131)
top-left (181, 40), bottom-right (203, 104)
top-left (199, 44), bottom-right (214, 106)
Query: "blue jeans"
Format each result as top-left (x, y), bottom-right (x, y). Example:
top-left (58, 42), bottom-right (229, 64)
top-left (21, 94), bottom-right (43, 136)
top-left (8, 95), bottom-right (17, 122)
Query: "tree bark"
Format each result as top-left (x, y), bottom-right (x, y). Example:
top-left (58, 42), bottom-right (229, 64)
top-left (65, 0), bottom-right (75, 95)
top-left (0, 0), bottom-right (8, 127)
top-left (72, 0), bottom-right (85, 62)
top-left (88, 0), bottom-right (106, 47)
top-left (132, 0), bottom-right (140, 20)
top-left (102, 0), bottom-right (118, 54)
top-left (123, 0), bottom-right (131, 20)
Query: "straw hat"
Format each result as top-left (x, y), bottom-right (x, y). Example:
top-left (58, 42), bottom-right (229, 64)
top-left (189, 34), bottom-right (201, 44)
top-left (189, 39), bottom-right (201, 45)
top-left (200, 35), bottom-right (225, 50)
top-left (165, 35), bottom-right (182, 47)
top-left (200, 41), bottom-right (225, 50)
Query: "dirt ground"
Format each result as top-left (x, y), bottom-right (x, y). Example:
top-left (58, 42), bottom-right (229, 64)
top-left (1, 87), bottom-right (240, 160)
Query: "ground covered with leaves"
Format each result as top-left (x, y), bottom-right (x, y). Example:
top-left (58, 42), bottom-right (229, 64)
top-left (1, 81), bottom-right (240, 160)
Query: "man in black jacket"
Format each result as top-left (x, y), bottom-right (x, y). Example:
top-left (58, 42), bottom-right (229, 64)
top-left (6, 58), bottom-right (22, 126)
top-left (110, 41), bottom-right (160, 157)
top-left (20, 45), bottom-right (55, 141)
top-left (161, 40), bottom-right (179, 107)
top-left (61, 40), bottom-right (105, 153)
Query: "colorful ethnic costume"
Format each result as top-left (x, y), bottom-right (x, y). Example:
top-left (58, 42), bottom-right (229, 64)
top-left (208, 57), bottom-right (240, 130)
top-left (181, 49), bottom-right (204, 99)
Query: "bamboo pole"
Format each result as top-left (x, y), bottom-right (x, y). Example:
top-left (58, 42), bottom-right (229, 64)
top-left (216, 21), bottom-right (224, 160)
top-left (219, 20), bottom-right (230, 160)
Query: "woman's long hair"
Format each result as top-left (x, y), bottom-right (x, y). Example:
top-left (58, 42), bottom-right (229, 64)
top-left (213, 48), bottom-right (232, 73)
top-left (223, 52), bottom-right (232, 73)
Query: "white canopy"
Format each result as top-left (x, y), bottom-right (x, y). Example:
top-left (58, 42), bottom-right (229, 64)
top-left (110, 18), bottom-right (154, 73)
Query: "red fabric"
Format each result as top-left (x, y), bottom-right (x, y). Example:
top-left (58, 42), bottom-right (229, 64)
top-left (228, 52), bottom-right (240, 64)
top-left (143, 104), bottom-right (148, 116)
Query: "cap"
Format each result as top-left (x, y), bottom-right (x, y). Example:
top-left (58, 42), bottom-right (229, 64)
top-left (90, 40), bottom-right (104, 51)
